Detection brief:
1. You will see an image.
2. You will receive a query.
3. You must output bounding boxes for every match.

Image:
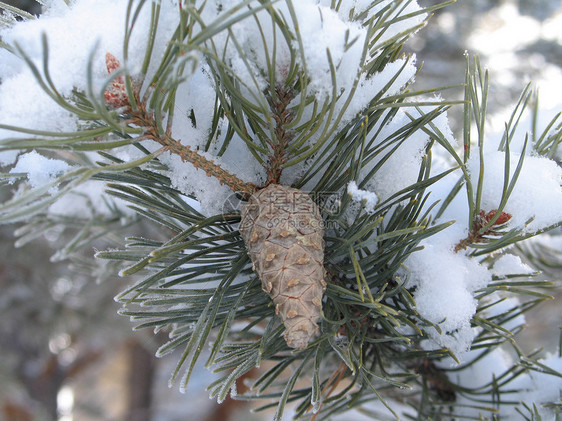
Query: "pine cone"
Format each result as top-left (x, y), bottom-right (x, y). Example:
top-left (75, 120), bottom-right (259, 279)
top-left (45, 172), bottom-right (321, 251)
top-left (239, 184), bottom-right (326, 349)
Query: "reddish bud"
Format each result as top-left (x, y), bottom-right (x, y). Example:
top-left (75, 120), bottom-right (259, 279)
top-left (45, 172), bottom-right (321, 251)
top-left (104, 52), bottom-right (129, 108)
top-left (480, 209), bottom-right (512, 226)
top-left (105, 52), bottom-right (121, 74)
top-left (493, 211), bottom-right (512, 225)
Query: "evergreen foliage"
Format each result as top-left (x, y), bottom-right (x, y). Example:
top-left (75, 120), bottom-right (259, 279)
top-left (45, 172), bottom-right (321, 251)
top-left (1, 0), bottom-right (561, 419)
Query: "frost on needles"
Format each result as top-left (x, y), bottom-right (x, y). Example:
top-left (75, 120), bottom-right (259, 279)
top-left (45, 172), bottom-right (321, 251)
top-left (0, 0), bottom-right (561, 419)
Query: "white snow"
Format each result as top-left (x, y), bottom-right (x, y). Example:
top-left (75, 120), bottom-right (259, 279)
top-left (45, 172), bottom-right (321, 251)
top-left (361, 108), bottom-right (429, 202)
top-left (10, 150), bottom-right (70, 193)
top-left (466, 148), bottom-right (562, 232)
top-left (395, 89), bottom-right (562, 358)
top-left (0, 72), bottom-right (79, 141)
top-left (291, 2), bottom-right (366, 97)
top-left (491, 254), bottom-right (535, 277)
top-left (406, 240), bottom-right (491, 355)
top-left (347, 181), bottom-right (379, 213)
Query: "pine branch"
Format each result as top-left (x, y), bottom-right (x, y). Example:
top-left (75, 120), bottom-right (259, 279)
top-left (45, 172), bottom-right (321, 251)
top-left (151, 128), bottom-right (258, 195)
top-left (104, 53), bottom-right (259, 196)
top-left (1, 1), bottom-right (561, 419)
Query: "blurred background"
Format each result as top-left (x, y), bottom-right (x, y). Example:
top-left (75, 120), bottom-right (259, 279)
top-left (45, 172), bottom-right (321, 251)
top-left (1, 0), bottom-right (561, 420)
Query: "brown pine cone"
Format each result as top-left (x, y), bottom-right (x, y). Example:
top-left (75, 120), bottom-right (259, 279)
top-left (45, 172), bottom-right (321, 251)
top-left (239, 184), bottom-right (326, 349)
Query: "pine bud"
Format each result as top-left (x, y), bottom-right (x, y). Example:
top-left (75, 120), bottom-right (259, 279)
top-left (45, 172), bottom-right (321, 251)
top-left (104, 52), bottom-right (129, 108)
top-left (239, 184), bottom-right (326, 349)
top-left (478, 209), bottom-right (512, 226)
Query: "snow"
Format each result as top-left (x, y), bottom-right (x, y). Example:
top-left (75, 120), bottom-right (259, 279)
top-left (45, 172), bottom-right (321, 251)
top-left (466, 148), bottom-right (562, 232)
top-left (0, 0), bottom-right (179, 148)
top-left (169, 68), bottom-right (216, 151)
top-left (388, 90), bottom-right (562, 357)
top-left (291, 2), bottom-right (366, 97)
top-left (406, 240), bottom-right (491, 355)
top-left (491, 254), bottom-right (534, 277)
top-left (190, 0), bottom-right (423, 192)
top-left (360, 108), bottom-right (430, 202)
top-left (9, 150), bottom-right (70, 193)
top-left (0, 72), bottom-right (79, 143)
top-left (347, 181), bottom-right (378, 213)
top-left (341, 56), bottom-right (418, 123)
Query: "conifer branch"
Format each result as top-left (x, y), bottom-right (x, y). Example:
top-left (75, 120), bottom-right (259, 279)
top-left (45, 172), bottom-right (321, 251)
top-left (135, 102), bottom-right (258, 195)
top-left (105, 53), bottom-right (258, 196)
top-left (2, 2), bottom-right (562, 419)
top-left (158, 133), bottom-right (259, 195)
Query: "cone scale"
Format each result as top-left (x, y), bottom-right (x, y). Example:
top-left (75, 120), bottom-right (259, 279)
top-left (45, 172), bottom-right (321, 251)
top-left (239, 184), bottom-right (326, 349)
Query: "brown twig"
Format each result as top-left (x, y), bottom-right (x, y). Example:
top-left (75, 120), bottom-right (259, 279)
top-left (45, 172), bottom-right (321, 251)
top-left (128, 103), bottom-right (259, 196)
top-left (266, 86), bottom-right (296, 185)
top-left (104, 53), bottom-right (258, 196)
